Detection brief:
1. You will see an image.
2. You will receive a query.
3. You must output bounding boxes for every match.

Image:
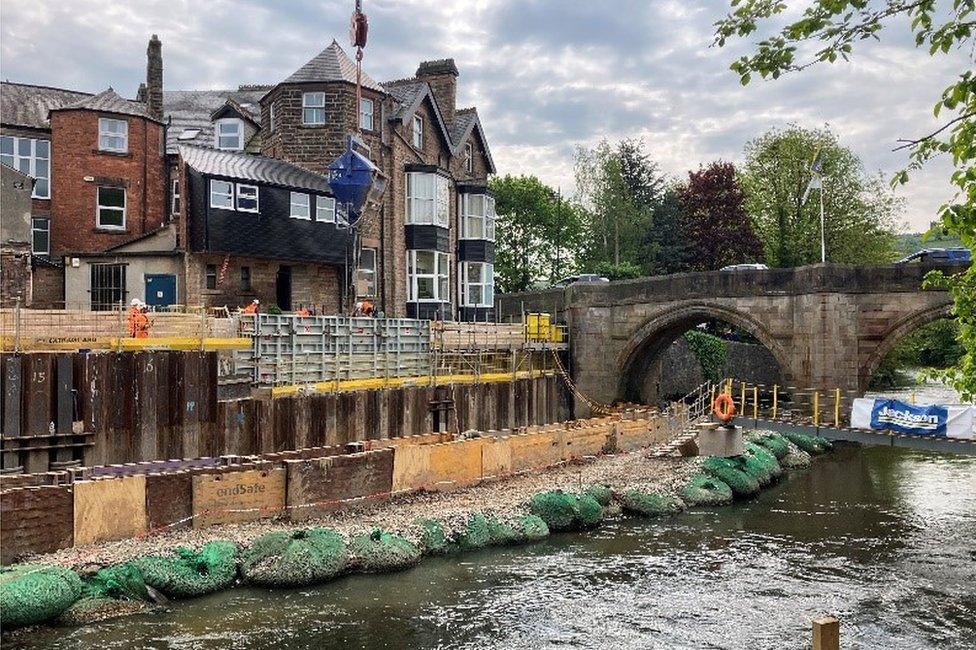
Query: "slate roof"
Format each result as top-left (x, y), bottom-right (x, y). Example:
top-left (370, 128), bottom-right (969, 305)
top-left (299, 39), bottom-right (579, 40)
top-left (450, 108), bottom-right (478, 147)
top-left (52, 88), bottom-right (159, 122)
top-left (178, 145), bottom-right (331, 193)
top-left (282, 40), bottom-right (383, 91)
top-left (0, 82), bottom-right (92, 129)
top-left (383, 79), bottom-right (427, 120)
top-left (163, 87), bottom-right (267, 152)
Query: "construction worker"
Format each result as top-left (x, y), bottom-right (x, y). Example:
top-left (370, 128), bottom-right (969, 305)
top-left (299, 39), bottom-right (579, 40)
top-left (295, 306), bottom-right (310, 316)
top-left (127, 299), bottom-right (150, 338)
top-left (243, 299), bottom-right (259, 315)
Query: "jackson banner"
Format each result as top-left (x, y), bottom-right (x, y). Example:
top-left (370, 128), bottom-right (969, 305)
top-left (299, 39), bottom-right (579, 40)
top-left (851, 398), bottom-right (975, 440)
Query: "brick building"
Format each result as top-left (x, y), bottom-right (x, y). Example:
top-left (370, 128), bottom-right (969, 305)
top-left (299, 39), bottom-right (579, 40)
top-left (1, 33), bottom-right (499, 319)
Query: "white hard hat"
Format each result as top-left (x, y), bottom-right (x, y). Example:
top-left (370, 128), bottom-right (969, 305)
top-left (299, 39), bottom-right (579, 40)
top-left (253, 299), bottom-right (260, 304)
top-left (131, 298), bottom-right (141, 306)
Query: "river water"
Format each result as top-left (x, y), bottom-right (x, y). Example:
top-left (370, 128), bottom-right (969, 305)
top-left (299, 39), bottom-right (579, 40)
top-left (19, 444), bottom-right (976, 650)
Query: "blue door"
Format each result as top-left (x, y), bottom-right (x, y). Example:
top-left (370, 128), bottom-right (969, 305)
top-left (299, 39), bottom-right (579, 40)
top-left (145, 274), bottom-right (177, 307)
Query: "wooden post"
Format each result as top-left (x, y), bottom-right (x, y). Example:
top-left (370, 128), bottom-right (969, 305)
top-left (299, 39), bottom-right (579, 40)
top-left (812, 616), bottom-right (839, 650)
top-left (739, 382), bottom-right (746, 414)
top-left (834, 388), bottom-right (841, 428)
top-left (772, 384), bottom-right (778, 420)
top-left (752, 385), bottom-right (758, 420)
top-left (813, 391), bottom-right (820, 427)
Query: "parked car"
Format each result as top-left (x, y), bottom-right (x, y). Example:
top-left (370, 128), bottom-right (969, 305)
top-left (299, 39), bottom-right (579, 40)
top-left (896, 248), bottom-right (971, 264)
top-left (553, 274), bottom-right (610, 287)
top-left (719, 263), bottom-right (770, 272)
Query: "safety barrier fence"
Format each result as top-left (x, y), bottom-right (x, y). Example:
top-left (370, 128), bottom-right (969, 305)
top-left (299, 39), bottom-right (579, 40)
top-left (0, 407), bottom-right (677, 564)
top-left (0, 303), bottom-right (244, 352)
top-left (711, 378), bottom-right (861, 429)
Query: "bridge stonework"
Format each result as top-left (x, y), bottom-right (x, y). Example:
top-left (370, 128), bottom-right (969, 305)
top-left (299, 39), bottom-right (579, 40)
top-left (497, 264), bottom-right (958, 414)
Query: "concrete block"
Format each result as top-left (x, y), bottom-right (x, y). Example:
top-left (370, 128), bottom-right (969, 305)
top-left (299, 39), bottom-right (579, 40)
top-left (697, 426), bottom-right (744, 457)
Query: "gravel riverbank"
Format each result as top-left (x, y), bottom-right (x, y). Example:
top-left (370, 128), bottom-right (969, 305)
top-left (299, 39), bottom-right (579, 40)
top-left (32, 450), bottom-right (701, 573)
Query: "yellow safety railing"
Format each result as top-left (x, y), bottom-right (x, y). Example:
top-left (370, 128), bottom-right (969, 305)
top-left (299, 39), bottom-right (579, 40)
top-left (708, 378), bottom-right (856, 429)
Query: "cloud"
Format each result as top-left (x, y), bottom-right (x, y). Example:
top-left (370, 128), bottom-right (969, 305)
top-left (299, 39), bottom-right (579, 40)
top-left (1, 0), bottom-right (969, 230)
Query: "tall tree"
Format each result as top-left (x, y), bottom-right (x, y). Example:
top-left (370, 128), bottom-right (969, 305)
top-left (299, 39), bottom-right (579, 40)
top-left (490, 175), bottom-right (582, 292)
top-left (679, 161), bottom-right (765, 271)
top-left (741, 125), bottom-right (900, 266)
top-left (714, 0), bottom-right (976, 399)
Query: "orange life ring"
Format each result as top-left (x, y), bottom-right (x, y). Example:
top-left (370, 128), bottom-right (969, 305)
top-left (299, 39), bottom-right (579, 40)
top-left (713, 394), bottom-right (736, 423)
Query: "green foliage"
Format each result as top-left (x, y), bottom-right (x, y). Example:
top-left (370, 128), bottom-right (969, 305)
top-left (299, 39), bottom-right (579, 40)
top-left (740, 124), bottom-right (900, 266)
top-left (714, 0), bottom-right (975, 403)
top-left (871, 319), bottom-right (963, 389)
top-left (491, 174), bottom-right (584, 291)
top-left (591, 261), bottom-right (643, 281)
top-left (895, 229), bottom-right (965, 256)
top-left (266, 304), bottom-right (283, 315)
top-left (683, 330), bottom-right (728, 382)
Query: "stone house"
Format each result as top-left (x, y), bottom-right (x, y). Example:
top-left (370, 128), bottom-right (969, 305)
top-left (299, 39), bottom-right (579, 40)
top-left (1, 33), bottom-right (498, 319)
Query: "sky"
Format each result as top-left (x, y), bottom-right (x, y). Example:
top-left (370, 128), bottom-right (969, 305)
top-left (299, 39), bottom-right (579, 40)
top-left (1, 0), bottom-right (970, 232)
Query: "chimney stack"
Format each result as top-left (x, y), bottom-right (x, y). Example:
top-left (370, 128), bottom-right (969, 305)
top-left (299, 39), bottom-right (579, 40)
top-left (415, 59), bottom-right (458, 125)
top-left (146, 34), bottom-right (163, 121)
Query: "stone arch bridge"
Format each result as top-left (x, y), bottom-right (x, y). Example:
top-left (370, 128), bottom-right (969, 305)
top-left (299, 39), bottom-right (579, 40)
top-left (497, 264), bottom-right (962, 414)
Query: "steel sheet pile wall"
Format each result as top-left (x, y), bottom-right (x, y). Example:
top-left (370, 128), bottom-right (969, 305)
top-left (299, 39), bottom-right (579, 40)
top-left (0, 351), bottom-right (218, 472)
top-left (0, 409), bottom-right (669, 562)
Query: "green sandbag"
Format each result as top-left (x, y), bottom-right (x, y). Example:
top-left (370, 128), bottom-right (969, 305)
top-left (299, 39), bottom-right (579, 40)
top-left (584, 484), bottom-right (614, 507)
top-left (746, 442), bottom-right (783, 480)
top-left (454, 513), bottom-right (494, 550)
top-left (349, 530), bottom-right (422, 573)
top-left (679, 473), bottom-right (734, 507)
top-left (508, 515), bottom-right (550, 544)
top-left (0, 564), bottom-right (83, 629)
top-left (781, 447), bottom-right (812, 468)
top-left (132, 540), bottom-right (238, 599)
top-left (82, 563), bottom-right (149, 601)
top-left (240, 528), bottom-right (349, 587)
top-left (528, 491), bottom-right (603, 531)
top-left (782, 431), bottom-right (831, 454)
top-left (702, 456), bottom-right (761, 496)
top-left (748, 432), bottom-right (791, 459)
top-left (619, 490), bottom-right (685, 517)
top-left (417, 519), bottom-right (451, 556)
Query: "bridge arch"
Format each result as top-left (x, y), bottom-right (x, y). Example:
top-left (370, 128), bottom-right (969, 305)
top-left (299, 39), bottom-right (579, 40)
top-left (617, 301), bottom-right (793, 403)
top-left (860, 303), bottom-right (954, 390)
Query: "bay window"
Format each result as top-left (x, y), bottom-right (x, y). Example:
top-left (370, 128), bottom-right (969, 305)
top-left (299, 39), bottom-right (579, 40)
top-left (460, 262), bottom-right (494, 307)
top-left (407, 250), bottom-right (450, 302)
top-left (1, 136), bottom-right (50, 198)
top-left (405, 172), bottom-right (449, 227)
top-left (459, 193), bottom-right (496, 240)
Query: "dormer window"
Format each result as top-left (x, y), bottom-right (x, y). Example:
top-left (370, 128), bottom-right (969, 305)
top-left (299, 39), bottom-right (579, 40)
top-left (215, 119), bottom-right (243, 150)
top-left (98, 118), bottom-right (128, 153)
top-left (464, 142), bottom-right (473, 173)
top-left (412, 115), bottom-right (423, 148)
top-left (303, 92), bottom-right (326, 125)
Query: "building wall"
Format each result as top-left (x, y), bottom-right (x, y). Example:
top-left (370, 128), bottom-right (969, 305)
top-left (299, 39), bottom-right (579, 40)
top-left (185, 253), bottom-right (341, 313)
top-left (49, 110), bottom-right (167, 254)
top-left (64, 254), bottom-right (184, 309)
top-left (1, 250), bottom-right (31, 307)
top-left (30, 262), bottom-right (64, 308)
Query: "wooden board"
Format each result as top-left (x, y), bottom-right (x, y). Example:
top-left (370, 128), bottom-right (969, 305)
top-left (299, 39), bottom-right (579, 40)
top-left (73, 475), bottom-right (147, 546)
top-left (191, 467), bottom-right (285, 529)
top-left (481, 437), bottom-right (513, 478)
top-left (285, 449), bottom-right (394, 521)
top-left (146, 472), bottom-right (192, 532)
top-left (1, 485), bottom-right (74, 563)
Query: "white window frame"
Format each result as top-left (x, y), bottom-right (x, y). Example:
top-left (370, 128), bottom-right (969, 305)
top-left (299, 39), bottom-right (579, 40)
top-left (269, 102), bottom-right (277, 133)
top-left (360, 98), bottom-right (374, 131)
top-left (405, 172), bottom-right (449, 227)
top-left (31, 218), bottom-right (50, 255)
top-left (1, 136), bottom-right (51, 199)
top-left (96, 186), bottom-right (126, 230)
top-left (359, 247), bottom-right (377, 297)
top-left (290, 191), bottom-right (311, 220)
top-left (412, 114), bottom-right (423, 148)
top-left (171, 177), bottom-right (181, 215)
top-left (214, 118), bottom-right (244, 150)
top-left (98, 117), bottom-right (128, 153)
top-left (459, 261), bottom-right (494, 307)
top-left (315, 195), bottom-right (336, 223)
top-left (236, 183), bottom-right (259, 213)
top-left (464, 142), bottom-right (473, 173)
top-left (458, 193), bottom-right (496, 241)
top-left (407, 250), bottom-right (450, 303)
top-left (302, 92), bottom-right (326, 125)
top-left (209, 179), bottom-right (234, 209)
